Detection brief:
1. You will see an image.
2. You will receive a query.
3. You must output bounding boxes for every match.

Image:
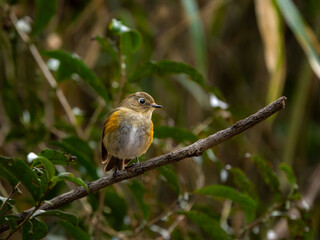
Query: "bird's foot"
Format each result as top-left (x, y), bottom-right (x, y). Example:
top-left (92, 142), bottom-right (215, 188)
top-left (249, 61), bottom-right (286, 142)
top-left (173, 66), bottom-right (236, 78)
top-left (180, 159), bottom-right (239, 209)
top-left (112, 168), bottom-right (118, 179)
top-left (125, 158), bottom-right (139, 171)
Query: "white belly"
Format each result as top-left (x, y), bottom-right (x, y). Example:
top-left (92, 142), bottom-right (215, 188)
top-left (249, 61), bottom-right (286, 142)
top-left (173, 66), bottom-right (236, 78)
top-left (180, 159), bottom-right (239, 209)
top-left (121, 126), bottom-right (140, 158)
top-left (104, 124), bottom-right (149, 159)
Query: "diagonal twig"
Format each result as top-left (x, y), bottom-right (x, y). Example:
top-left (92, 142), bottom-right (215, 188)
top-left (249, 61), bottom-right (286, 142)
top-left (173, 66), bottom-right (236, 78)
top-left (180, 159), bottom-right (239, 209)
top-left (9, 11), bottom-right (85, 139)
top-left (0, 96), bottom-right (287, 233)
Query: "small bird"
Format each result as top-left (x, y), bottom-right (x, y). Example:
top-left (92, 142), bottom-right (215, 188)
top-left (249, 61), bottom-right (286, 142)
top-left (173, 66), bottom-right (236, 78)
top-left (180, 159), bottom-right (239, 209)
top-left (101, 92), bottom-right (162, 173)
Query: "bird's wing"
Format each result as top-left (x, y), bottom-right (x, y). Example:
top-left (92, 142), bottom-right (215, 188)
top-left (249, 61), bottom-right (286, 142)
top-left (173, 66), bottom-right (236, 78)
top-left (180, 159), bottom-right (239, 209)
top-left (101, 109), bottom-right (119, 162)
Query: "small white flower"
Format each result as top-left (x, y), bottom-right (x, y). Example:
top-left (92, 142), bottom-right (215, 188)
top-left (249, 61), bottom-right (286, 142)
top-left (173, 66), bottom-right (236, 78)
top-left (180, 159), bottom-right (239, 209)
top-left (220, 169), bottom-right (228, 182)
top-left (71, 53), bottom-right (80, 59)
top-left (150, 225), bottom-right (170, 240)
top-left (72, 107), bottom-right (84, 116)
top-left (301, 199), bottom-right (310, 211)
top-left (71, 73), bottom-right (80, 81)
top-left (123, 215), bottom-right (130, 225)
top-left (47, 58), bottom-right (60, 71)
top-left (112, 81), bottom-right (119, 88)
top-left (206, 149), bottom-right (217, 162)
top-left (22, 110), bottom-right (30, 124)
top-left (271, 211), bottom-right (282, 217)
top-left (209, 94), bottom-right (228, 109)
top-left (27, 152), bottom-right (38, 163)
top-left (17, 17), bottom-right (31, 34)
top-left (267, 230), bottom-right (277, 240)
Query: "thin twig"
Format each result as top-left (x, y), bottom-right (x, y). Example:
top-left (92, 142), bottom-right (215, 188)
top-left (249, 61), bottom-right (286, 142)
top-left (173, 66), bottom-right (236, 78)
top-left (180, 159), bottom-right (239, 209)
top-left (0, 183), bottom-right (20, 215)
top-left (131, 201), bottom-right (177, 239)
top-left (97, 219), bottom-right (129, 240)
top-left (0, 96), bottom-right (287, 233)
top-left (91, 189), bottom-right (106, 239)
top-left (272, 160), bottom-right (320, 240)
top-left (4, 187), bottom-right (50, 239)
top-left (116, 52), bottom-right (127, 105)
top-left (155, 197), bottom-right (197, 240)
top-left (9, 12), bottom-right (85, 139)
top-left (238, 202), bottom-right (283, 239)
top-left (84, 98), bottom-right (105, 138)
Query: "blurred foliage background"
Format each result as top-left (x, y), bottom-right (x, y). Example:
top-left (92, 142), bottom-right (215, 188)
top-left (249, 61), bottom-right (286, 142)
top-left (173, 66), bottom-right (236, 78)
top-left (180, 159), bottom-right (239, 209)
top-left (0, 0), bottom-right (320, 239)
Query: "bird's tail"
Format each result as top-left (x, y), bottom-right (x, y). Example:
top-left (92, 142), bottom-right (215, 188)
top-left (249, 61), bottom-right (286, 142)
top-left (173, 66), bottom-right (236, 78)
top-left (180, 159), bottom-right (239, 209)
top-left (103, 156), bottom-right (131, 172)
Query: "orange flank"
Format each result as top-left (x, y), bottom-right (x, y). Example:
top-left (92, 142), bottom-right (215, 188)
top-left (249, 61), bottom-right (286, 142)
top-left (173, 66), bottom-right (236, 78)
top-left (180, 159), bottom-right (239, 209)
top-left (147, 122), bottom-right (154, 149)
top-left (104, 110), bottom-right (120, 135)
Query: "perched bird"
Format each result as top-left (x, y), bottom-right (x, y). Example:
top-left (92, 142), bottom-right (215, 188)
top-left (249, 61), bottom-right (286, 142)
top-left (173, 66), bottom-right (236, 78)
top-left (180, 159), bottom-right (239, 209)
top-left (101, 92), bottom-right (162, 173)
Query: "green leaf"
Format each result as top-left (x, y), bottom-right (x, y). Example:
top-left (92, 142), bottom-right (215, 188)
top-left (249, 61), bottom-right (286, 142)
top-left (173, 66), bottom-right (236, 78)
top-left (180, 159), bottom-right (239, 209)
top-left (0, 196), bottom-right (15, 206)
top-left (22, 218), bottom-right (48, 240)
top-left (251, 155), bottom-right (281, 199)
top-left (0, 215), bottom-right (20, 231)
top-left (279, 163), bottom-right (297, 194)
top-left (104, 187), bottom-right (128, 230)
top-left (0, 196), bottom-right (15, 215)
top-left (121, 30), bottom-right (142, 54)
top-left (32, 0), bottom-right (58, 37)
top-left (128, 180), bottom-right (150, 219)
top-left (181, 0), bottom-right (207, 74)
top-left (129, 60), bottom-right (206, 87)
top-left (32, 210), bottom-right (78, 225)
top-left (186, 210), bottom-right (230, 240)
top-left (275, 0), bottom-right (320, 79)
top-left (229, 168), bottom-right (257, 199)
top-left (0, 156), bottom-right (19, 186)
top-left (158, 165), bottom-right (180, 195)
top-left (287, 217), bottom-right (314, 239)
top-left (51, 172), bottom-right (88, 192)
top-left (32, 157), bottom-right (55, 180)
top-left (95, 36), bottom-right (120, 62)
top-left (0, 156), bottom-right (41, 202)
top-left (42, 50), bottom-right (109, 103)
top-left (154, 126), bottom-right (198, 143)
top-left (59, 220), bottom-right (91, 240)
top-left (52, 136), bottom-right (98, 179)
top-left (1, 84), bottom-right (23, 125)
top-left (38, 149), bottom-right (77, 166)
top-left (109, 18), bottom-right (142, 53)
top-left (196, 185), bottom-right (257, 221)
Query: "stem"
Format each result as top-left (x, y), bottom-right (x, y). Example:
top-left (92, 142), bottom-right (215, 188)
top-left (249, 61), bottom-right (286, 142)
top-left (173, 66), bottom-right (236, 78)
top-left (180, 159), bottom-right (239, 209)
top-left (238, 202), bottom-right (282, 238)
top-left (84, 98), bottom-right (104, 138)
top-left (5, 187), bottom-right (51, 240)
top-left (0, 183), bottom-right (20, 215)
top-left (9, 11), bottom-right (85, 139)
top-left (116, 50), bottom-right (127, 105)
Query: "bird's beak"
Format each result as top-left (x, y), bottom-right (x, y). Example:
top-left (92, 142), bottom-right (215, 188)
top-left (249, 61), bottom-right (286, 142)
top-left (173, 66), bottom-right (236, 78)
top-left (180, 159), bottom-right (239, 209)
top-left (151, 104), bottom-right (162, 108)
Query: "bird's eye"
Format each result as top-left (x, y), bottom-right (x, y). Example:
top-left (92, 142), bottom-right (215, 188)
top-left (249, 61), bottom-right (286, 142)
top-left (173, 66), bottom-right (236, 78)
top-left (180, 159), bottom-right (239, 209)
top-left (138, 98), bottom-right (146, 104)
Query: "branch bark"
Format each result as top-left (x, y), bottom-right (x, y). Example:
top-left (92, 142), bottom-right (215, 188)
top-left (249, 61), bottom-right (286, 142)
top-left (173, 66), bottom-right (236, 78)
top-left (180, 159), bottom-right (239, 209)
top-left (0, 96), bottom-right (287, 233)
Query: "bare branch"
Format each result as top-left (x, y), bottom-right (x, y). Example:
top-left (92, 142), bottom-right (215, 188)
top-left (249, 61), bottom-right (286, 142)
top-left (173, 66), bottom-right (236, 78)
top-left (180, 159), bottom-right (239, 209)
top-left (0, 96), bottom-right (287, 233)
